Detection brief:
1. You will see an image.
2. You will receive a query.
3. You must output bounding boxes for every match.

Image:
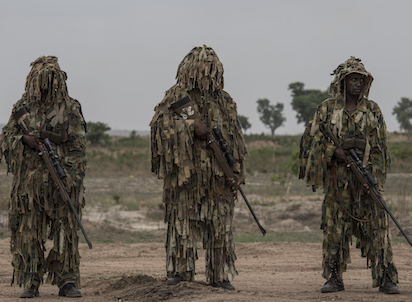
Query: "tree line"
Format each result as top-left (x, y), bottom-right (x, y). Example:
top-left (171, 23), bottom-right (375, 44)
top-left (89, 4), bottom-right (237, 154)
top-left (86, 82), bottom-right (412, 145)
top-left (238, 82), bottom-right (412, 135)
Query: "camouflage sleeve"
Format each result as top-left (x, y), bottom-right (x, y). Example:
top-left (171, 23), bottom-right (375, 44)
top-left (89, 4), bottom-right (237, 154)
top-left (299, 100), bottom-right (334, 190)
top-left (61, 99), bottom-right (87, 190)
top-left (0, 100), bottom-right (26, 174)
top-left (150, 93), bottom-right (196, 185)
top-left (223, 91), bottom-right (247, 183)
top-left (367, 101), bottom-right (389, 189)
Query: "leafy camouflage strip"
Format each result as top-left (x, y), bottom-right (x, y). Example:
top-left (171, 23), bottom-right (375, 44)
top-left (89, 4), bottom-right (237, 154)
top-left (0, 56), bottom-right (87, 289)
top-left (164, 177), bottom-right (237, 283)
top-left (24, 56), bottom-right (70, 106)
top-left (322, 188), bottom-right (398, 287)
top-left (299, 96), bottom-right (389, 194)
top-left (176, 45), bottom-right (224, 92)
top-left (150, 82), bottom-right (246, 283)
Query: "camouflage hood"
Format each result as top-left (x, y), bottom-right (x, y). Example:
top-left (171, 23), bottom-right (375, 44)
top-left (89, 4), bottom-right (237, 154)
top-left (328, 56), bottom-right (373, 99)
top-left (176, 45), bottom-right (224, 92)
top-left (24, 56), bottom-right (70, 106)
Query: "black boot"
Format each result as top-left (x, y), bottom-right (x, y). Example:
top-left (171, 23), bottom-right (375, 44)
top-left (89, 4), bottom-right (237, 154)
top-left (166, 275), bottom-right (183, 285)
top-left (58, 283), bottom-right (82, 297)
top-left (379, 274), bottom-right (399, 294)
top-left (20, 285), bottom-right (39, 298)
top-left (210, 281), bottom-right (235, 290)
top-left (321, 262), bottom-right (344, 293)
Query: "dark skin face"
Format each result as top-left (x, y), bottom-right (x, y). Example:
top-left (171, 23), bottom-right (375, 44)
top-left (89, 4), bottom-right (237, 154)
top-left (345, 73), bottom-right (365, 112)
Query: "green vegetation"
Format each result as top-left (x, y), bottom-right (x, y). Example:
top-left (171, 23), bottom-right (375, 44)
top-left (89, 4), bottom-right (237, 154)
top-left (392, 97), bottom-right (412, 132)
top-left (86, 121), bottom-right (111, 146)
top-left (1, 131), bottom-right (411, 243)
top-left (256, 98), bottom-right (286, 136)
top-left (238, 115), bottom-right (251, 134)
top-left (288, 82), bottom-right (329, 126)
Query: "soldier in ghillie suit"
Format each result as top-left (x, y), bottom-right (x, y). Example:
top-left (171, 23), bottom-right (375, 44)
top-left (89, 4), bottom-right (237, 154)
top-left (299, 57), bottom-right (399, 294)
top-left (150, 45), bottom-right (247, 290)
top-left (0, 56), bottom-right (87, 298)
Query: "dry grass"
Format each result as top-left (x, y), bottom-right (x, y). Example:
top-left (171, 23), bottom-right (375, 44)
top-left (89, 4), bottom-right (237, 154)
top-left (0, 133), bottom-right (411, 243)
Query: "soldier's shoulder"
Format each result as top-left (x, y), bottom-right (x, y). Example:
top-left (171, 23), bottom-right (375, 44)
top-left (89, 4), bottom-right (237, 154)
top-left (222, 90), bottom-right (233, 101)
top-left (364, 98), bottom-right (379, 108)
top-left (363, 98), bottom-right (383, 115)
top-left (68, 98), bottom-right (86, 121)
top-left (11, 95), bottom-right (28, 112)
top-left (314, 97), bottom-right (336, 113)
top-left (69, 97), bottom-right (83, 108)
top-left (156, 85), bottom-right (189, 111)
top-left (222, 90), bottom-right (237, 111)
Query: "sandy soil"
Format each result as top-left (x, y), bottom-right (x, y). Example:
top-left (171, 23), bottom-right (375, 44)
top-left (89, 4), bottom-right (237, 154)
top-left (0, 237), bottom-right (411, 302)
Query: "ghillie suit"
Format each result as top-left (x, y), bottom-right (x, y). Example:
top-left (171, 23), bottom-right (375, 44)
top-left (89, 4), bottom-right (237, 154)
top-left (150, 45), bottom-right (247, 284)
top-left (299, 57), bottom-right (397, 288)
top-left (0, 56), bottom-right (87, 290)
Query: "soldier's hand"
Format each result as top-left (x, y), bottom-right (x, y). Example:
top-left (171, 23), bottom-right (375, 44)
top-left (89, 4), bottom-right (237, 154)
top-left (194, 120), bottom-right (210, 140)
top-left (363, 183), bottom-right (381, 195)
top-left (227, 176), bottom-right (241, 191)
top-left (334, 148), bottom-right (350, 165)
top-left (22, 135), bottom-right (41, 151)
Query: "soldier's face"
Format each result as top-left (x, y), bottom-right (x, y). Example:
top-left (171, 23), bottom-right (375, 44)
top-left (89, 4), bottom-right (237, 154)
top-left (346, 73), bottom-right (365, 97)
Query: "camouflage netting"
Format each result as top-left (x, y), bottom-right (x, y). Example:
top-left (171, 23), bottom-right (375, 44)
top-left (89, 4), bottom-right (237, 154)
top-left (298, 57), bottom-right (396, 287)
top-left (150, 45), bottom-right (247, 284)
top-left (176, 45), bottom-right (224, 92)
top-left (0, 56), bottom-right (87, 290)
top-left (25, 56), bottom-right (69, 105)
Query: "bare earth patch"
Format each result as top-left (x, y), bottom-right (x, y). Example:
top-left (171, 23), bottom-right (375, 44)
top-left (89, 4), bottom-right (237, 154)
top-left (1, 237), bottom-right (412, 301)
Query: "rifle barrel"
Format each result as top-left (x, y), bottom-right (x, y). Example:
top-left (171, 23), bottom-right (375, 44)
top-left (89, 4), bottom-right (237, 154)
top-left (239, 187), bottom-right (267, 235)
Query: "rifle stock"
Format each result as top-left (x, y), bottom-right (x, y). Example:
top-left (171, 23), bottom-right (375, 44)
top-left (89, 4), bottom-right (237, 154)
top-left (321, 124), bottom-right (412, 247)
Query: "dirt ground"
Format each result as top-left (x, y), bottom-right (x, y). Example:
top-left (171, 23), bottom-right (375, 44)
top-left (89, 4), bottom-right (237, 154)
top-left (1, 170), bottom-right (411, 301)
top-left (0, 237), bottom-right (411, 302)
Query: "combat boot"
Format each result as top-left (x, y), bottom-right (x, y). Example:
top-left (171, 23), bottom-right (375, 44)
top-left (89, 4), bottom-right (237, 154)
top-left (20, 285), bottom-right (39, 298)
top-left (379, 274), bottom-right (399, 294)
top-left (58, 283), bottom-right (82, 297)
top-left (166, 274), bottom-right (183, 285)
top-left (321, 262), bottom-right (344, 293)
top-left (210, 281), bottom-right (235, 290)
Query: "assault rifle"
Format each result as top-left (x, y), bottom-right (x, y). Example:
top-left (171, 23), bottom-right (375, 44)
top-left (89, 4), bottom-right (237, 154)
top-left (14, 108), bottom-right (93, 249)
top-left (321, 124), bottom-right (412, 247)
top-left (170, 96), bottom-right (266, 235)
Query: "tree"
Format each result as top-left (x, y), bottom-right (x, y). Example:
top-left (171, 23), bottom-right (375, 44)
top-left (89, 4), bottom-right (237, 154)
top-left (86, 121), bottom-right (111, 145)
top-left (238, 115), bottom-right (251, 133)
top-left (288, 82), bottom-right (329, 126)
top-left (256, 98), bottom-right (286, 135)
top-left (393, 97), bottom-right (412, 132)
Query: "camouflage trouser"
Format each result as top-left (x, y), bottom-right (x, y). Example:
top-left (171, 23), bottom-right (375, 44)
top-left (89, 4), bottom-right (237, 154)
top-left (10, 204), bottom-right (81, 290)
top-left (321, 186), bottom-right (398, 287)
top-left (165, 194), bottom-right (237, 284)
